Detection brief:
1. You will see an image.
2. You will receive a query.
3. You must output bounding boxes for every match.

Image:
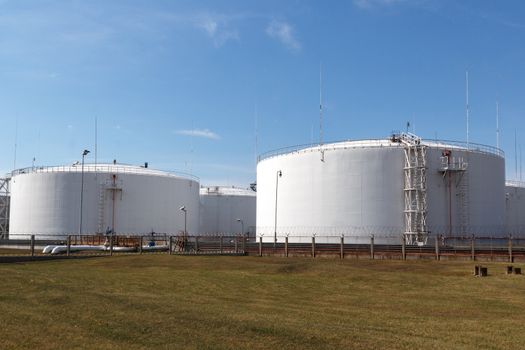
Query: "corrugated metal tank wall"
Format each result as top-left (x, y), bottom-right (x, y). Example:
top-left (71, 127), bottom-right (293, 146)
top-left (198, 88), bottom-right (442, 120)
top-left (256, 142), bottom-right (405, 244)
top-left (9, 165), bottom-right (200, 239)
top-left (256, 140), bottom-right (506, 244)
top-left (199, 187), bottom-right (256, 235)
top-left (505, 183), bottom-right (525, 234)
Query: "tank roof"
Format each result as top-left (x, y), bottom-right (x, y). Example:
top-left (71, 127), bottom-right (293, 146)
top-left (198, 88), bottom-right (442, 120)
top-left (11, 163), bottom-right (199, 181)
top-left (258, 136), bottom-right (504, 162)
top-left (200, 186), bottom-right (256, 196)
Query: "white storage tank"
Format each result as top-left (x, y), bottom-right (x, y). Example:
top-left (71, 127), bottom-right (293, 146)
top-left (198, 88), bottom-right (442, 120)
top-left (505, 181), bottom-right (525, 235)
top-left (9, 163), bottom-right (200, 239)
top-left (256, 134), bottom-right (506, 244)
top-left (199, 186), bottom-right (256, 236)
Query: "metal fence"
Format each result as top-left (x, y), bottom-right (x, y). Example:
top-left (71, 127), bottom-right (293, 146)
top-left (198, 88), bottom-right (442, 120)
top-left (1, 234), bottom-right (524, 262)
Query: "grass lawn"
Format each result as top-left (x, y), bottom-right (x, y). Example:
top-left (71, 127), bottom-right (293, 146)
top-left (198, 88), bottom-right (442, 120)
top-left (0, 255), bottom-right (524, 349)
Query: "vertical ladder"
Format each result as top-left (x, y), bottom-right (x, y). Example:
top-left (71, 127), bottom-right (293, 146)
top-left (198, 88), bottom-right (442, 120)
top-left (97, 183), bottom-right (106, 234)
top-left (398, 133), bottom-right (428, 245)
top-left (457, 167), bottom-right (470, 236)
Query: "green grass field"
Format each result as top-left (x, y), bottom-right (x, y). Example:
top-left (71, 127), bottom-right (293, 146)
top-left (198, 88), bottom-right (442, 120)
top-left (1, 255), bottom-right (524, 349)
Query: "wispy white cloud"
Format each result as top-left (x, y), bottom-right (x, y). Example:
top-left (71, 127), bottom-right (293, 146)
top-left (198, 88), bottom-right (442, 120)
top-left (194, 14), bottom-right (241, 47)
top-left (266, 20), bottom-right (301, 51)
top-left (175, 129), bottom-right (220, 140)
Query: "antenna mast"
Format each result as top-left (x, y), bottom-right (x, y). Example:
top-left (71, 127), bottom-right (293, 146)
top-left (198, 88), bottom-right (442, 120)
top-left (496, 101), bottom-right (500, 150)
top-left (515, 129), bottom-right (518, 180)
top-left (466, 70), bottom-right (470, 149)
top-left (95, 116), bottom-right (98, 168)
top-left (319, 62), bottom-right (323, 147)
top-left (13, 118), bottom-right (18, 170)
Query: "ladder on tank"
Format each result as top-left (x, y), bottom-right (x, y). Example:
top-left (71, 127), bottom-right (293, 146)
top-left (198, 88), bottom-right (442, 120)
top-left (97, 183), bottom-right (106, 234)
top-left (397, 132), bottom-right (428, 246)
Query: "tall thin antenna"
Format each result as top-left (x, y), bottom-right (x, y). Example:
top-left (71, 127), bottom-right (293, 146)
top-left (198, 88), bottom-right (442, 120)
top-left (515, 129), bottom-right (518, 180)
top-left (254, 103), bottom-right (258, 169)
top-left (318, 63), bottom-right (326, 162)
top-left (13, 118), bottom-right (18, 170)
top-left (496, 101), bottom-right (500, 149)
top-left (95, 116), bottom-right (98, 169)
top-left (319, 62), bottom-right (323, 146)
top-left (466, 70), bottom-right (470, 149)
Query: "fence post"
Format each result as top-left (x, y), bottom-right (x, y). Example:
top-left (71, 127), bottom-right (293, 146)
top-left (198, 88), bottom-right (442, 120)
top-left (312, 236), bottom-right (316, 258)
top-left (241, 234), bottom-right (245, 254)
top-left (509, 235), bottom-right (513, 263)
top-left (139, 236), bottom-right (143, 254)
top-left (67, 235), bottom-right (71, 257)
top-left (259, 236), bottom-right (262, 257)
top-left (470, 234), bottom-right (475, 261)
top-left (435, 235), bottom-right (440, 261)
top-left (401, 235), bottom-right (406, 261)
top-left (169, 236), bottom-right (173, 255)
top-left (370, 235), bottom-right (374, 260)
top-left (285, 236), bottom-right (289, 257)
top-left (235, 236), bottom-right (238, 253)
top-left (195, 236), bottom-right (199, 253)
top-left (340, 235), bottom-right (344, 259)
top-left (220, 235), bottom-right (223, 254)
top-left (30, 235), bottom-right (35, 257)
top-left (110, 232), bottom-right (114, 256)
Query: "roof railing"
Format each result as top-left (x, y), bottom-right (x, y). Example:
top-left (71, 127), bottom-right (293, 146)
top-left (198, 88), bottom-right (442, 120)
top-left (258, 138), bottom-right (504, 163)
top-left (10, 163), bottom-right (199, 181)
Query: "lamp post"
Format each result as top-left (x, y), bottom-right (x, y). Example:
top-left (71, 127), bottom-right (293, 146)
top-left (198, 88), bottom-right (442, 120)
top-left (274, 170), bottom-right (282, 247)
top-left (79, 149), bottom-right (90, 235)
top-left (179, 206), bottom-right (187, 238)
top-left (236, 218), bottom-right (244, 236)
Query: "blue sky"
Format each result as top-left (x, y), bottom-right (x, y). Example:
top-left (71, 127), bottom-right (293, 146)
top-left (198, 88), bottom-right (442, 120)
top-left (1, 0), bottom-right (524, 185)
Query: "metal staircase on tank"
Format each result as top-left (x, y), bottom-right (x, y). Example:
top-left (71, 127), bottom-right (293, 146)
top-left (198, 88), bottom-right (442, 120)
top-left (393, 132), bottom-right (428, 246)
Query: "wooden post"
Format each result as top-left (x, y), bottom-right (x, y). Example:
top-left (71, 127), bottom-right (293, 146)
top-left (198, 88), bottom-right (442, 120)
top-left (110, 232), bottom-right (114, 256)
top-left (30, 235), bottom-right (35, 257)
top-left (312, 236), bottom-right (316, 258)
top-left (195, 236), bottom-right (199, 253)
top-left (435, 235), bottom-right (440, 261)
top-left (471, 234), bottom-right (475, 261)
top-left (220, 235), bottom-right (223, 254)
top-left (285, 236), bottom-right (289, 257)
top-left (259, 236), bottom-right (262, 257)
top-left (370, 235), bottom-right (374, 260)
top-left (139, 236), bottom-right (143, 254)
top-left (169, 236), bottom-right (173, 255)
top-left (340, 236), bottom-right (344, 259)
top-left (509, 235), bottom-right (513, 263)
top-left (401, 235), bottom-right (406, 261)
top-left (67, 235), bottom-right (71, 257)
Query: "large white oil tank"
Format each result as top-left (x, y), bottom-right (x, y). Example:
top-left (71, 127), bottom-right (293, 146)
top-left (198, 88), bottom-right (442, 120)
top-left (9, 163), bottom-right (200, 239)
top-left (256, 134), bottom-right (506, 244)
top-left (505, 181), bottom-right (525, 235)
top-left (199, 186), bottom-right (256, 236)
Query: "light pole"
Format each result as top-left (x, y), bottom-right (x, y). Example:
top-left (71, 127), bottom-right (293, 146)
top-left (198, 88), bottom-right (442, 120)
top-left (274, 170), bottom-right (282, 246)
top-left (179, 206), bottom-right (187, 237)
top-left (79, 149), bottom-right (90, 235)
top-left (236, 218), bottom-right (244, 236)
